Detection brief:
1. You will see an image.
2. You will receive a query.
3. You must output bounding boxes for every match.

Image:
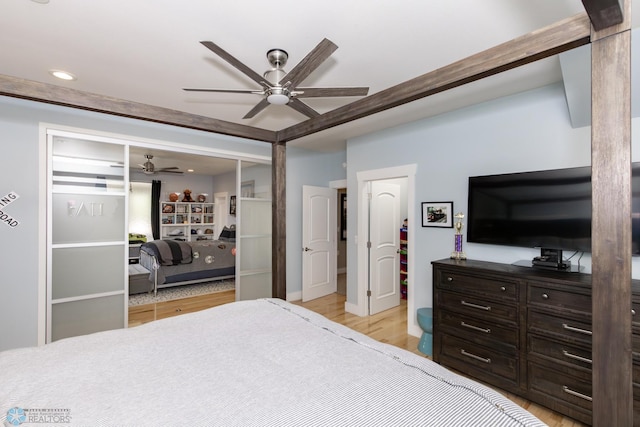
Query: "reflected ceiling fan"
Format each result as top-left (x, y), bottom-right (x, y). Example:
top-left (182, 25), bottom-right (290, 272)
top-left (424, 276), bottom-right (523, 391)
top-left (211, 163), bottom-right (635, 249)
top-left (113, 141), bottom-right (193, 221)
top-left (183, 38), bottom-right (369, 119)
top-left (139, 155), bottom-right (183, 175)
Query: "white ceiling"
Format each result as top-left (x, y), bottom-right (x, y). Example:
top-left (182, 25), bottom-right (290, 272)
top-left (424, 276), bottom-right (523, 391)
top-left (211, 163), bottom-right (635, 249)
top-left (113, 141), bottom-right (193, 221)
top-left (2, 1), bottom-right (639, 155)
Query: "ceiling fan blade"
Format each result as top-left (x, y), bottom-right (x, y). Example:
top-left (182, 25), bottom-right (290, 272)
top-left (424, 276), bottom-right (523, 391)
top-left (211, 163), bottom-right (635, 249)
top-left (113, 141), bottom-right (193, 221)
top-left (183, 88), bottom-right (264, 94)
top-left (200, 41), bottom-right (268, 88)
top-left (158, 167), bottom-right (180, 170)
top-left (294, 87), bottom-right (369, 98)
top-left (243, 98), bottom-right (271, 119)
top-left (159, 170), bottom-right (183, 174)
top-left (287, 98), bottom-right (320, 119)
top-left (279, 38), bottom-right (337, 89)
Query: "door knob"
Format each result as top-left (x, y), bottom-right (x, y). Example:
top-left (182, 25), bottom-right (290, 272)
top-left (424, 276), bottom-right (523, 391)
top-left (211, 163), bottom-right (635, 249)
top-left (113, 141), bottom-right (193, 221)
top-left (303, 247), bottom-right (313, 252)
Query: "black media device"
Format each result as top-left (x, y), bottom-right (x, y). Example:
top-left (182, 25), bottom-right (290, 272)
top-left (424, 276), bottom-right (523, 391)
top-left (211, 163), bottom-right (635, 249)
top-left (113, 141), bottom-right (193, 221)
top-left (467, 163), bottom-right (640, 270)
top-left (532, 248), bottom-right (571, 270)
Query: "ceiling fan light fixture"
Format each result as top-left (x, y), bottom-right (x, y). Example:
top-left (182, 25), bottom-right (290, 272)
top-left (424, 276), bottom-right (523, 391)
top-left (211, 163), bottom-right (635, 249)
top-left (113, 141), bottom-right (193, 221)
top-left (266, 87), bottom-right (290, 105)
top-left (267, 93), bottom-right (289, 105)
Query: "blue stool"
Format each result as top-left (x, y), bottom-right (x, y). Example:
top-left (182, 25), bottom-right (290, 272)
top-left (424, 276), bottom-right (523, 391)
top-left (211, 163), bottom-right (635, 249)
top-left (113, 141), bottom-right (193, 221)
top-left (417, 308), bottom-right (433, 356)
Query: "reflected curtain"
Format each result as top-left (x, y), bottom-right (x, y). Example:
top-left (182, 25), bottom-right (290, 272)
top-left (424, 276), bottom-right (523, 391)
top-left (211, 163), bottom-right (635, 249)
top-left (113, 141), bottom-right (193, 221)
top-left (151, 180), bottom-right (161, 240)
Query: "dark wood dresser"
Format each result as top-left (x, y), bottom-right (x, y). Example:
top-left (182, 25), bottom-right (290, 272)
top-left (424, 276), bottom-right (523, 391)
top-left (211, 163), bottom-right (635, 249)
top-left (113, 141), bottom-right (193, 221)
top-left (432, 258), bottom-right (640, 425)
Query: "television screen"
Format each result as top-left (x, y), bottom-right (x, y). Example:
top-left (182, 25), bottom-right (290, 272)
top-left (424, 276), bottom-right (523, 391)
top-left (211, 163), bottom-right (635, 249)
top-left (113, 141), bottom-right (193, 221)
top-left (467, 164), bottom-right (640, 254)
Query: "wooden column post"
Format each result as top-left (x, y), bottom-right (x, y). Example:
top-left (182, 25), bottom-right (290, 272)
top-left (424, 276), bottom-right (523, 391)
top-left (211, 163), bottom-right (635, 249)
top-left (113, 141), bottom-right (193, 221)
top-left (590, 1), bottom-right (632, 425)
top-left (272, 140), bottom-right (287, 299)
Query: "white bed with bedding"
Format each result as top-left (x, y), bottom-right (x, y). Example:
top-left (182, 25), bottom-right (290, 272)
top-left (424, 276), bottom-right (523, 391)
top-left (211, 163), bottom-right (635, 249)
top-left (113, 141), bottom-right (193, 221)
top-left (0, 299), bottom-right (546, 426)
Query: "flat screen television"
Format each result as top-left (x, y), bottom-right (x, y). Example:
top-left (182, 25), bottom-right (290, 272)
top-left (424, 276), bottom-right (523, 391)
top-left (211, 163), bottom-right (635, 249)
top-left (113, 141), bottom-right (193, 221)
top-left (467, 163), bottom-right (640, 256)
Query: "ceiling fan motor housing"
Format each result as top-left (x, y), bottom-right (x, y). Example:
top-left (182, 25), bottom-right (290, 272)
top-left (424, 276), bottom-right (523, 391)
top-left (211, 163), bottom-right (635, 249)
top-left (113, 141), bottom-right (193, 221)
top-left (143, 161), bottom-right (155, 174)
top-left (264, 49), bottom-right (288, 87)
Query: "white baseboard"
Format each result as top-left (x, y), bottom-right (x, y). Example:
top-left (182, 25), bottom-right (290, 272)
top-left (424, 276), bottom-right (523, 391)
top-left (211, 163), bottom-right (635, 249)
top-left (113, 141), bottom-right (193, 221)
top-left (286, 291), bottom-right (302, 302)
top-left (345, 300), bottom-right (366, 317)
top-left (408, 323), bottom-right (421, 338)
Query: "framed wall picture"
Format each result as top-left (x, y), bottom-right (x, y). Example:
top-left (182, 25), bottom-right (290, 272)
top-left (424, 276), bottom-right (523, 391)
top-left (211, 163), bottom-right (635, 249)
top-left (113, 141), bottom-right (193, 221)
top-left (422, 201), bottom-right (453, 228)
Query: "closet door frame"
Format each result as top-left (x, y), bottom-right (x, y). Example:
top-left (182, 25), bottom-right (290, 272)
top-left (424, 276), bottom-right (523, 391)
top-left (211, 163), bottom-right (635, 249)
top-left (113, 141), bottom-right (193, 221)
top-left (37, 125), bottom-right (273, 344)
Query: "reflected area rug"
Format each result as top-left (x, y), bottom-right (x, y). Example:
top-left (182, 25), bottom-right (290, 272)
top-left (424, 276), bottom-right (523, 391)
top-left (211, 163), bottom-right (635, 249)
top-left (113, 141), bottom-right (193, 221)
top-left (129, 279), bottom-right (235, 306)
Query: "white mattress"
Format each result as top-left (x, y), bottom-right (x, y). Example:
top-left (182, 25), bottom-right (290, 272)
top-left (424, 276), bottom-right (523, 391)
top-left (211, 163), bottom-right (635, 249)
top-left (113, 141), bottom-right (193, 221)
top-left (0, 299), bottom-right (547, 426)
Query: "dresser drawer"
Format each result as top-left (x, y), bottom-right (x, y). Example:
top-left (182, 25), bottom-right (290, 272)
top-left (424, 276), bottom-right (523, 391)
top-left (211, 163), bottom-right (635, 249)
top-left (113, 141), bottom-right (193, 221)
top-left (439, 309), bottom-right (518, 353)
top-left (528, 282), bottom-right (591, 314)
top-left (634, 383), bottom-right (640, 427)
top-left (528, 335), bottom-right (592, 371)
top-left (633, 300), bottom-right (640, 328)
top-left (528, 310), bottom-right (592, 344)
top-left (436, 270), bottom-right (517, 301)
top-left (439, 334), bottom-right (519, 386)
top-left (438, 291), bottom-right (518, 323)
top-left (528, 362), bottom-right (592, 421)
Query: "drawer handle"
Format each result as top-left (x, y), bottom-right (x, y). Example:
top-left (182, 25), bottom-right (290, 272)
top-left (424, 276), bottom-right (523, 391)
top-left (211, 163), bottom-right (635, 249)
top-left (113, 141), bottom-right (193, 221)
top-left (461, 349), bottom-right (491, 364)
top-left (562, 386), bottom-right (592, 402)
top-left (447, 276), bottom-right (453, 282)
top-left (461, 300), bottom-right (491, 311)
top-left (461, 321), bottom-right (491, 334)
top-left (541, 293), bottom-right (549, 299)
top-left (562, 323), bottom-right (592, 336)
top-left (562, 350), bottom-right (592, 364)
top-left (500, 286), bottom-right (506, 292)
top-left (633, 309), bottom-right (636, 316)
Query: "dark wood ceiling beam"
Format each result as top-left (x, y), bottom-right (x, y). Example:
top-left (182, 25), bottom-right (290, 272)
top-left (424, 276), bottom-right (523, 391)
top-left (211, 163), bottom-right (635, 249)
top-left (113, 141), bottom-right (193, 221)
top-left (276, 13), bottom-right (592, 143)
top-left (0, 74), bottom-right (276, 143)
top-left (581, 0), bottom-right (624, 31)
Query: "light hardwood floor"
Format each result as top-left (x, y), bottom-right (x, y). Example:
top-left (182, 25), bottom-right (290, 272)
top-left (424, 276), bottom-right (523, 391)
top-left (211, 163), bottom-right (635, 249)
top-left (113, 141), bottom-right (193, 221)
top-left (129, 289), bottom-right (587, 427)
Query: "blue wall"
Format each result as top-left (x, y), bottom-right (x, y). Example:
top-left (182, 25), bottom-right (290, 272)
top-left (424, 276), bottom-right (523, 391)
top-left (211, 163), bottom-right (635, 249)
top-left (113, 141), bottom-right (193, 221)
top-left (285, 147), bottom-right (347, 298)
top-left (2, 79), bottom-right (639, 350)
top-left (0, 96), bottom-right (270, 351)
top-left (344, 82), bottom-right (640, 316)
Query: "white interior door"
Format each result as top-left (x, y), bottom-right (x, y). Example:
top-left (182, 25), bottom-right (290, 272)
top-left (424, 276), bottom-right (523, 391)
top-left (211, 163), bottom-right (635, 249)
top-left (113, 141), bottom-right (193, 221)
top-left (302, 186), bottom-right (337, 302)
top-left (369, 181), bottom-right (401, 315)
top-left (213, 192), bottom-right (228, 239)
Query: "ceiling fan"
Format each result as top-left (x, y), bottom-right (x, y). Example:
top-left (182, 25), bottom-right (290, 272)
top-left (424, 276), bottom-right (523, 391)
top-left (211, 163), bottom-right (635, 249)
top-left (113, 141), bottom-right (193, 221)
top-left (183, 38), bottom-right (369, 119)
top-left (139, 155), bottom-right (183, 175)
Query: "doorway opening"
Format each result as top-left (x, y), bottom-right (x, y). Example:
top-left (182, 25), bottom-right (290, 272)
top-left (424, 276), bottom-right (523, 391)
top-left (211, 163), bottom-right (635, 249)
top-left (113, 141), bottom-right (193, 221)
top-left (337, 188), bottom-right (347, 295)
top-left (40, 127), bottom-right (274, 344)
top-left (355, 164), bottom-right (417, 334)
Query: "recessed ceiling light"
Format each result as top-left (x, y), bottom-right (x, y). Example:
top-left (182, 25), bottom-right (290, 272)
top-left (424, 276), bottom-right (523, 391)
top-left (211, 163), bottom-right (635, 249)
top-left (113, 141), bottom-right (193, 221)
top-left (49, 70), bottom-right (76, 81)
top-left (187, 169), bottom-right (195, 173)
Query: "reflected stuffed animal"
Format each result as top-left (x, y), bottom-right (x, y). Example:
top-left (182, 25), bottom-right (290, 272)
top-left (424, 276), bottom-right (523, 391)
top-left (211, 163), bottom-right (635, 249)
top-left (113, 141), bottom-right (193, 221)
top-left (182, 189), bottom-right (194, 202)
